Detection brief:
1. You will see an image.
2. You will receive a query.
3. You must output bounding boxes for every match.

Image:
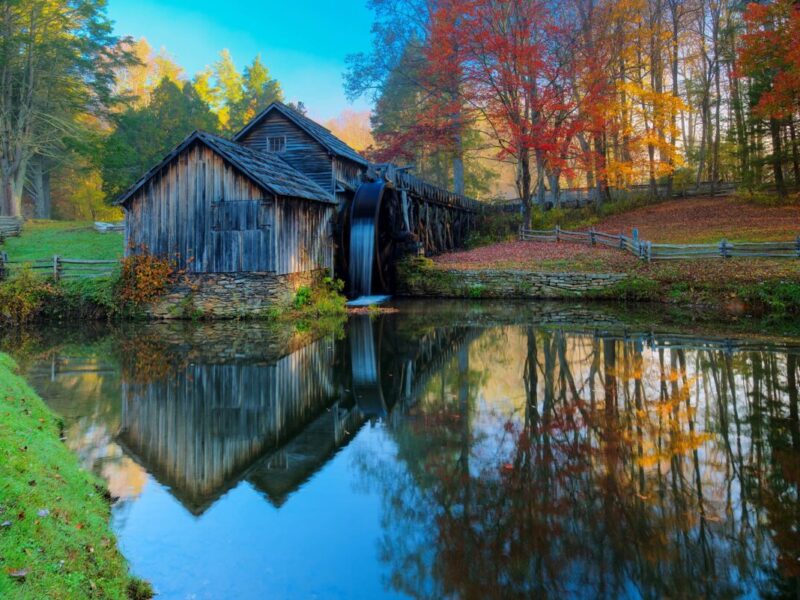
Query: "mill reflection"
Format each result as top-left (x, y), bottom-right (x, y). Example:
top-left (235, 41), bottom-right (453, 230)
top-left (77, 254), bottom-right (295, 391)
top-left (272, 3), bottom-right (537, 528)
top-left (110, 317), bottom-right (475, 514)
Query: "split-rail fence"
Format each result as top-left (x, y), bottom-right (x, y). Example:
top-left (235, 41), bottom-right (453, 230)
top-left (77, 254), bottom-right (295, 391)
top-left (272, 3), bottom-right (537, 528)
top-left (0, 254), bottom-right (118, 281)
top-left (519, 226), bottom-right (800, 261)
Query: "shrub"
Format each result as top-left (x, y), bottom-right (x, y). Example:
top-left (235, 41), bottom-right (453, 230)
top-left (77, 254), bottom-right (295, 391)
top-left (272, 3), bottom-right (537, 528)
top-left (466, 210), bottom-right (520, 248)
top-left (0, 267), bottom-right (58, 325)
top-left (293, 285), bottom-right (312, 309)
top-left (115, 252), bottom-right (175, 308)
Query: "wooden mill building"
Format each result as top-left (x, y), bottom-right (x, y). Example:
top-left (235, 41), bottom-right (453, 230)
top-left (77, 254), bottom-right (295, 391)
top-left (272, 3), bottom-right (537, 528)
top-left (116, 101), bottom-right (479, 315)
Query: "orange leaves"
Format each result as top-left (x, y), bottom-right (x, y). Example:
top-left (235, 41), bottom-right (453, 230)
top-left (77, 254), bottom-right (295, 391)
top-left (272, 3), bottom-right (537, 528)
top-left (116, 247), bottom-right (176, 307)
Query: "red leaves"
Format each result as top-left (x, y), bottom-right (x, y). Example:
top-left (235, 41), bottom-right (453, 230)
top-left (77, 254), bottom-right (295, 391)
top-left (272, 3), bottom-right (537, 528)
top-left (738, 1), bottom-right (800, 120)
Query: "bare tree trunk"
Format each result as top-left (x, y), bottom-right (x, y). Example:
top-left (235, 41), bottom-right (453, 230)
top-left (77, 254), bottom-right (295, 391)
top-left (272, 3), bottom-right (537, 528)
top-left (452, 148), bottom-right (465, 196)
top-left (0, 168), bottom-right (23, 217)
top-left (711, 3), bottom-right (722, 194)
top-left (548, 169), bottom-right (561, 208)
top-left (666, 0), bottom-right (681, 198)
top-left (594, 132), bottom-right (610, 209)
top-left (27, 156), bottom-right (52, 219)
top-left (770, 118), bottom-right (787, 197)
top-left (789, 118), bottom-right (800, 187)
top-left (517, 148), bottom-right (533, 229)
top-left (534, 150), bottom-right (546, 207)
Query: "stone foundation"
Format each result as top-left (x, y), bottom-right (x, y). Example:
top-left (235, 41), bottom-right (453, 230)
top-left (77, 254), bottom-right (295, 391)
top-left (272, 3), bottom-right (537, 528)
top-left (399, 265), bottom-right (628, 299)
top-left (147, 270), bottom-right (323, 319)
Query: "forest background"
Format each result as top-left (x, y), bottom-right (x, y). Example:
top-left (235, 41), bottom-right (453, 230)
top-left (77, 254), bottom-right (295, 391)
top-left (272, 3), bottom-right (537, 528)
top-left (1, 0), bottom-right (798, 227)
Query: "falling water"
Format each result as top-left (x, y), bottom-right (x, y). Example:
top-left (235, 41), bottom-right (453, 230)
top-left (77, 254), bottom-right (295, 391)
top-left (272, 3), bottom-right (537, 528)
top-left (349, 220), bottom-right (375, 298)
top-left (348, 182), bottom-right (393, 305)
top-left (349, 316), bottom-right (386, 417)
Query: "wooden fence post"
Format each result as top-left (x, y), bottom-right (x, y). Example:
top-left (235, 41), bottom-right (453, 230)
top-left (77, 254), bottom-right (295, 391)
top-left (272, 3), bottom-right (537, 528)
top-left (0, 252), bottom-right (6, 281)
top-left (555, 225), bottom-right (560, 242)
top-left (647, 241), bottom-right (652, 262)
top-left (719, 239), bottom-right (729, 258)
top-left (589, 227), bottom-right (596, 245)
top-left (796, 235), bottom-right (800, 258)
top-left (53, 255), bottom-right (60, 281)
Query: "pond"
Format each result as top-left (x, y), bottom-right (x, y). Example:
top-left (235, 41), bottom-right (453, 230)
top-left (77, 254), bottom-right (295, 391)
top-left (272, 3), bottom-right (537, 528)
top-left (3, 300), bottom-right (799, 599)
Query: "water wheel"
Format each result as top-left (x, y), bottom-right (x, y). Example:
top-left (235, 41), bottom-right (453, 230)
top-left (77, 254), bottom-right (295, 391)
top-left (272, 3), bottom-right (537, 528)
top-left (344, 182), bottom-right (399, 296)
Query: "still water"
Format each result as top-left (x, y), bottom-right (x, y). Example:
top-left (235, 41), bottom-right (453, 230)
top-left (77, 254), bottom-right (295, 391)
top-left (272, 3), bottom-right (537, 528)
top-left (4, 301), bottom-right (800, 599)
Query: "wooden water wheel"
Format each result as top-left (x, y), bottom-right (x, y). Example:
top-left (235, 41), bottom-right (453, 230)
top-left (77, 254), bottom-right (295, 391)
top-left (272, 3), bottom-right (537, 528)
top-left (343, 181), bottom-right (400, 296)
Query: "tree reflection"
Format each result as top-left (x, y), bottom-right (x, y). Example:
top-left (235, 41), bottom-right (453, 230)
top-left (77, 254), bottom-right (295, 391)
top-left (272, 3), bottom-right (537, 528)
top-left (359, 328), bottom-right (800, 599)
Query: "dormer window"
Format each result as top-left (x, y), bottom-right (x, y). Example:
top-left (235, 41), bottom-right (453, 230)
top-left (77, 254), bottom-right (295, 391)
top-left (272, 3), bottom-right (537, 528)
top-left (267, 136), bottom-right (286, 153)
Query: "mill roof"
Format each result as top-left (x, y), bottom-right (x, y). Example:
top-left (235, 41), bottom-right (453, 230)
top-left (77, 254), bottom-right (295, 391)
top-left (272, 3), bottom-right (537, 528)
top-left (233, 101), bottom-right (370, 167)
top-left (115, 130), bottom-right (335, 206)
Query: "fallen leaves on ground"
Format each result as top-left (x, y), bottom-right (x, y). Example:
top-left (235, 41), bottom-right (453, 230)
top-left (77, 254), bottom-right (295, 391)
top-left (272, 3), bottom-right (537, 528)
top-left (435, 241), bottom-right (638, 272)
top-left (593, 196), bottom-right (800, 243)
top-left (432, 239), bottom-right (800, 284)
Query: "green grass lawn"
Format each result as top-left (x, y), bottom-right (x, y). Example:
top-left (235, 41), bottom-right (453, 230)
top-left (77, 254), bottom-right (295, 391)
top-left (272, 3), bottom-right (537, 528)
top-left (0, 353), bottom-right (148, 599)
top-left (1, 221), bottom-right (123, 262)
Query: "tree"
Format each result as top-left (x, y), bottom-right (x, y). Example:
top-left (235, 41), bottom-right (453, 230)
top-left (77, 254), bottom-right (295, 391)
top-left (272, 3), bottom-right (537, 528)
top-left (345, 0), bottom-right (472, 195)
top-left (229, 55), bottom-right (283, 133)
top-left (195, 51), bottom-right (284, 134)
top-left (100, 78), bottom-right (219, 199)
top-left (114, 38), bottom-right (184, 108)
top-left (324, 110), bottom-right (375, 152)
top-left (738, 0), bottom-right (800, 196)
top-left (0, 0), bottom-right (126, 217)
top-left (445, 0), bottom-right (557, 226)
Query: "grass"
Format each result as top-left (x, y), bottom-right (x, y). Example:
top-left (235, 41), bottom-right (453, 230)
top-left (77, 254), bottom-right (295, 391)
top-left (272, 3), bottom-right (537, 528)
top-left (0, 353), bottom-right (148, 599)
top-left (282, 277), bottom-right (347, 336)
top-left (0, 221), bottom-right (123, 262)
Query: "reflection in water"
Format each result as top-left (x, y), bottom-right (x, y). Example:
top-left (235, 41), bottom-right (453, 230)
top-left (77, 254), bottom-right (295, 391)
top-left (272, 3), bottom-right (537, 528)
top-left (5, 308), bottom-right (800, 599)
top-left (363, 327), bottom-right (800, 599)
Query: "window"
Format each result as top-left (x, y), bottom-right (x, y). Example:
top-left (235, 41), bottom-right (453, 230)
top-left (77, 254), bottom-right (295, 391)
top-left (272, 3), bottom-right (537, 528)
top-left (267, 136), bottom-right (286, 153)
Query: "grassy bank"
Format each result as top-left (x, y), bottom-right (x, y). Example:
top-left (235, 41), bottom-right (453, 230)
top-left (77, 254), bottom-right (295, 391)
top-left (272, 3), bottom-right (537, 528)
top-left (0, 354), bottom-right (149, 599)
top-left (399, 253), bottom-right (800, 317)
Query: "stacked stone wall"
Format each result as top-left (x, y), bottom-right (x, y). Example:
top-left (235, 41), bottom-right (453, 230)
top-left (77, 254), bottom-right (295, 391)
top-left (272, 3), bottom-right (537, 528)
top-left (147, 270), bottom-right (323, 319)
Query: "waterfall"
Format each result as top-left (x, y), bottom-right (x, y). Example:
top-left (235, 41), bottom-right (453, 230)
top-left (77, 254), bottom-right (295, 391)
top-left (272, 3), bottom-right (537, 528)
top-left (348, 182), bottom-right (385, 298)
top-left (349, 220), bottom-right (375, 298)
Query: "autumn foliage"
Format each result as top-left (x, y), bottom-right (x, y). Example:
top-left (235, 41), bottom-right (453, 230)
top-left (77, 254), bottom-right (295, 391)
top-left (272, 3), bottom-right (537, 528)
top-left (738, 1), bottom-right (800, 121)
top-left (116, 249), bottom-right (176, 307)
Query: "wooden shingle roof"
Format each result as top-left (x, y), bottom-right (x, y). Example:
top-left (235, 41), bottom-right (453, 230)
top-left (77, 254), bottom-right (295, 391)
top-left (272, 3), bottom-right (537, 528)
top-left (115, 130), bottom-right (335, 206)
top-left (233, 101), bottom-right (370, 167)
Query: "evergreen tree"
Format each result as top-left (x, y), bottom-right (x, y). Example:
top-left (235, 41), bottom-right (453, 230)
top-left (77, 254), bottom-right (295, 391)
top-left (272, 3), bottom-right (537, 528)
top-left (100, 78), bottom-right (219, 199)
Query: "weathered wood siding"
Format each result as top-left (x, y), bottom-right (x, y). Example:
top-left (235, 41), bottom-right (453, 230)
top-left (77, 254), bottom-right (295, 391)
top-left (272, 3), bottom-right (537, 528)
top-left (119, 337), bottom-right (337, 512)
top-left (124, 142), bottom-right (334, 274)
top-left (274, 198), bottom-right (334, 275)
top-left (333, 157), bottom-right (366, 205)
top-left (237, 112), bottom-right (334, 193)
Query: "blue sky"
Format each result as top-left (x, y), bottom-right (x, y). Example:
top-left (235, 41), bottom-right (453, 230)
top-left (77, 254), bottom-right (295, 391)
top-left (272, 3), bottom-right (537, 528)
top-left (108, 0), bottom-right (374, 121)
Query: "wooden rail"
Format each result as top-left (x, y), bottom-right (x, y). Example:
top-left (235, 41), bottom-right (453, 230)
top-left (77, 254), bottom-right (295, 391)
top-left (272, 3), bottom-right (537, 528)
top-left (0, 255), bottom-right (118, 281)
top-left (93, 221), bottom-right (125, 233)
top-left (0, 216), bottom-right (22, 243)
top-left (519, 226), bottom-right (800, 261)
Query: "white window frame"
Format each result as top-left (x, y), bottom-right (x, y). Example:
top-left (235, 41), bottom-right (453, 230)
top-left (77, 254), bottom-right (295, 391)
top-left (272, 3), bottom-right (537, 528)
top-left (267, 135), bottom-right (287, 153)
